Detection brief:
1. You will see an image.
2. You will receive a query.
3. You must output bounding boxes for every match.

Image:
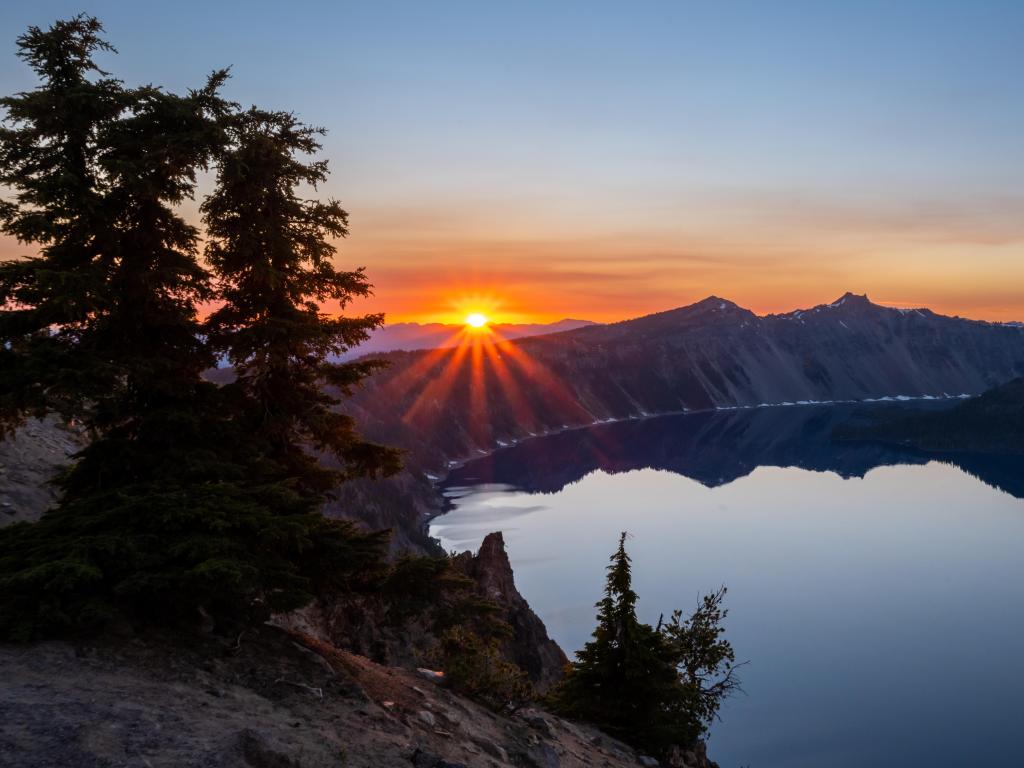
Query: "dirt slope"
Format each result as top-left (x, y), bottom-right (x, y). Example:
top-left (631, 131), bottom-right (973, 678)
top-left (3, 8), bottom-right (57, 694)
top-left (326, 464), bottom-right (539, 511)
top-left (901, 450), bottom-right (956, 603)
top-left (0, 626), bottom-right (700, 768)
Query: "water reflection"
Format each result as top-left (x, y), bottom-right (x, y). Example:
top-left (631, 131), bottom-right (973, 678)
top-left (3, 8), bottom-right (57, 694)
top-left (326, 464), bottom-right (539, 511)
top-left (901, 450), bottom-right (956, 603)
top-left (433, 405), bottom-right (1024, 768)
top-left (443, 404), bottom-right (1024, 500)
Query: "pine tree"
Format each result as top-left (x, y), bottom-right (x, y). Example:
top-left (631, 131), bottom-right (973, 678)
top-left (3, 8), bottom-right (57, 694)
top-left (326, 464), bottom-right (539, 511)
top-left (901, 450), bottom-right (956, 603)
top-left (0, 15), bottom-right (125, 429)
top-left (548, 533), bottom-right (715, 755)
top-left (0, 19), bottom-right (394, 640)
top-left (202, 107), bottom-right (400, 491)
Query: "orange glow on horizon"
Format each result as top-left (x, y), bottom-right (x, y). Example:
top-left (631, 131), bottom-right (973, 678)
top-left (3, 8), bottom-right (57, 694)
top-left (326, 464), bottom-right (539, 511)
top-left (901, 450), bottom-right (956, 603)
top-left (373, 319), bottom-right (593, 451)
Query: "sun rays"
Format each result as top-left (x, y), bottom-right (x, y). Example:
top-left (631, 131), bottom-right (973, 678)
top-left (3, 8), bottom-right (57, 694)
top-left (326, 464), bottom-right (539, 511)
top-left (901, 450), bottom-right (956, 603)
top-left (377, 317), bottom-right (593, 453)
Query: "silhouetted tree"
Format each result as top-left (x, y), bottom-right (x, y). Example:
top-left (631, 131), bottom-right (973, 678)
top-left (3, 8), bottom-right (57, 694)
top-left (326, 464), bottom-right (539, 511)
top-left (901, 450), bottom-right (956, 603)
top-left (0, 15), bottom-right (125, 429)
top-left (549, 532), bottom-right (738, 756)
top-left (0, 18), bottom-right (394, 640)
top-left (658, 587), bottom-right (742, 733)
top-left (202, 107), bottom-right (400, 494)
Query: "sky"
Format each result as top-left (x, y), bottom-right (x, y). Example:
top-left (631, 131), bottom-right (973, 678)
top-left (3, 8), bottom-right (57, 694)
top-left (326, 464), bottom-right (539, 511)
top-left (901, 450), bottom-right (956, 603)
top-left (1, 1), bottom-right (1023, 323)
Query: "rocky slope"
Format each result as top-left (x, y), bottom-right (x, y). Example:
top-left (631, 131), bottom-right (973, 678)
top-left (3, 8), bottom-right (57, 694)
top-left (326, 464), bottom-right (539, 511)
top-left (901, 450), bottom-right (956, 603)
top-left (0, 626), bottom-right (708, 768)
top-left (0, 416), bottom-right (84, 526)
top-left (0, 532), bottom-right (717, 768)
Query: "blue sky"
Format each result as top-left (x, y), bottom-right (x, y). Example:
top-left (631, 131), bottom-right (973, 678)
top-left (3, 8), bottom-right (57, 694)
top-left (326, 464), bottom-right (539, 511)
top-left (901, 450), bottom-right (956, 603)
top-left (2, 1), bottom-right (1022, 321)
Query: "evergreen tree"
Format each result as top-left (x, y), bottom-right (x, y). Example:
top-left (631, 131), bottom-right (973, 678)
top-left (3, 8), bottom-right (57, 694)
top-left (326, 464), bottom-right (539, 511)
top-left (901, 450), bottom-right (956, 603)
top-left (0, 19), bottom-right (394, 640)
top-left (549, 533), bottom-right (736, 756)
top-left (0, 15), bottom-right (125, 429)
top-left (202, 107), bottom-right (400, 492)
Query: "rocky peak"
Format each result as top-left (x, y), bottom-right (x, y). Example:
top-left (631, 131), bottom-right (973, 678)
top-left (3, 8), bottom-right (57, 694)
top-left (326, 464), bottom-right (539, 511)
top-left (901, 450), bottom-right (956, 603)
top-left (688, 296), bottom-right (750, 315)
top-left (473, 532), bottom-right (517, 602)
top-left (828, 292), bottom-right (874, 310)
top-left (454, 532), bottom-right (568, 692)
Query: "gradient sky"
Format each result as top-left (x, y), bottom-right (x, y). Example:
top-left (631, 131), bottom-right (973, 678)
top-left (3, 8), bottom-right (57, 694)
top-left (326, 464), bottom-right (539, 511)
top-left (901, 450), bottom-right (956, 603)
top-left (2, 1), bottom-right (1023, 323)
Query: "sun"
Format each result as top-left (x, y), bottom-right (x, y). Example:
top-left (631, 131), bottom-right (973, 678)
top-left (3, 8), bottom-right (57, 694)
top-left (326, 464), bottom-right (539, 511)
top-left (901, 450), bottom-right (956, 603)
top-left (465, 312), bottom-right (489, 329)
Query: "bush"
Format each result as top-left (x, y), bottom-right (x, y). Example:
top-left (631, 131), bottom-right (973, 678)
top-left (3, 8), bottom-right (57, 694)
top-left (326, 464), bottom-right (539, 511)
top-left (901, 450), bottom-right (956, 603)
top-left (435, 625), bottom-right (534, 711)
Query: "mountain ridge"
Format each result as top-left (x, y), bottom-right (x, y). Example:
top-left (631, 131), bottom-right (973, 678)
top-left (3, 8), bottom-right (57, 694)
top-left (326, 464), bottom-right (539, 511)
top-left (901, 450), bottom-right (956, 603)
top-left (344, 292), bottom-right (1024, 472)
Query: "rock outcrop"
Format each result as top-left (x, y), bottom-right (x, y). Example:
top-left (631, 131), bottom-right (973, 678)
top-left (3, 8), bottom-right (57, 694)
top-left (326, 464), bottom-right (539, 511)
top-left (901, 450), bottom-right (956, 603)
top-left (277, 532), bottom-right (569, 694)
top-left (452, 532), bottom-right (569, 692)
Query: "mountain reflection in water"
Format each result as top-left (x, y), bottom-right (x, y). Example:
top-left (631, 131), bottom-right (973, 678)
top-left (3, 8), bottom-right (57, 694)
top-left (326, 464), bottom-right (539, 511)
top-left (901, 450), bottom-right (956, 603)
top-left (443, 403), bottom-right (1024, 500)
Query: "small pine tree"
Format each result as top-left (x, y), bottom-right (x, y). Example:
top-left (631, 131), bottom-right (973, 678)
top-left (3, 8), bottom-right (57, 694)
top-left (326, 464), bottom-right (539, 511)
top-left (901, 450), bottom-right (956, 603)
top-left (549, 533), bottom-right (736, 756)
top-left (435, 624), bottom-right (534, 711)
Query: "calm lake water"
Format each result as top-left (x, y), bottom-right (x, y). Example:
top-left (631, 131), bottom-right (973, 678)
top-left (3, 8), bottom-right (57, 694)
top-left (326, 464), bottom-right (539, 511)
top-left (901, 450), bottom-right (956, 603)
top-left (431, 405), bottom-right (1024, 768)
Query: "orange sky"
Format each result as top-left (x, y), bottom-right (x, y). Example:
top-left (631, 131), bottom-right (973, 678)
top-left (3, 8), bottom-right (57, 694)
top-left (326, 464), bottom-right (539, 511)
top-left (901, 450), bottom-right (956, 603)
top-left (2, 3), bottom-right (1023, 328)
top-left (330, 194), bottom-right (1024, 325)
top-left (3, 191), bottom-right (1023, 326)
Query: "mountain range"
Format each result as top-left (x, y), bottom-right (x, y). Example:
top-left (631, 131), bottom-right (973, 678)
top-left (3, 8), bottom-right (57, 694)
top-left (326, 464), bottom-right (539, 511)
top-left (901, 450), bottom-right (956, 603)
top-left (346, 292), bottom-right (1024, 471)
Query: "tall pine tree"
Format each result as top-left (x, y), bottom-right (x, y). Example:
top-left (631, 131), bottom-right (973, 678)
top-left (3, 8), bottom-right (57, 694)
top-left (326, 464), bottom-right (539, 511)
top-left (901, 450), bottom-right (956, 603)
top-left (0, 15), bottom-right (125, 429)
top-left (0, 19), bottom-right (393, 639)
top-left (202, 107), bottom-right (400, 492)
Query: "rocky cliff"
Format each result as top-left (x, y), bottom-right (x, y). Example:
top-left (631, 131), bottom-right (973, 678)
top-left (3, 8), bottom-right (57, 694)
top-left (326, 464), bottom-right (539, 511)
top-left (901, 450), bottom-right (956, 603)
top-left (276, 533), bottom-right (568, 694)
top-left (451, 532), bottom-right (568, 692)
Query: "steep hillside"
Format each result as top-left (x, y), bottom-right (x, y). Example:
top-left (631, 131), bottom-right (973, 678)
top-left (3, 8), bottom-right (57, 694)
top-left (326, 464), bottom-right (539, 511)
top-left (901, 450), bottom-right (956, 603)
top-left (0, 627), bottom-right (700, 768)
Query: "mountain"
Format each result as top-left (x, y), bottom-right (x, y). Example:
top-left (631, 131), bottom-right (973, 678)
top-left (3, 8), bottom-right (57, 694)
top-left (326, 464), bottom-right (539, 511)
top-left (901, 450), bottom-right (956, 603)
top-left (346, 293), bottom-right (1024, 471)
top-left (333, 318), bottom-right (597, 360)
top-left (835, 377), bottom-right (1024, 455)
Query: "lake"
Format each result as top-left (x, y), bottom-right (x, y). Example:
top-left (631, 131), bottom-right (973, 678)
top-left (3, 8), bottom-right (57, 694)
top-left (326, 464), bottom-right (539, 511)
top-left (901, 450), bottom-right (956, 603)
top-left (431, 405), bottom-right (1024, 768)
